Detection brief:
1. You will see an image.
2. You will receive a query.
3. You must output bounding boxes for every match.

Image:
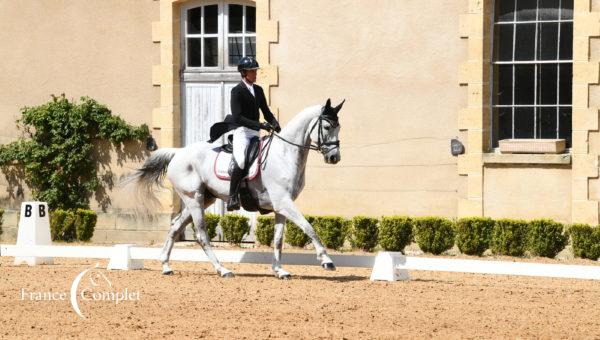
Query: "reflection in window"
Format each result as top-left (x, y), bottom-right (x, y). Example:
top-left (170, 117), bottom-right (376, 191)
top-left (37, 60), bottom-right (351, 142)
top-left (184, 3), bottom-right (257, 69)
top-left (227, 4), bottom-right (257, 67)
top-left (492, 0), bottom-right (573, 147)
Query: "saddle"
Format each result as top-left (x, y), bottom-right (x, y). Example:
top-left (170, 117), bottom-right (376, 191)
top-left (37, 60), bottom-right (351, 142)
top-left (213, 135), bottom-right (272, 214)
top-left (214, 135), bottom-right (262, 181)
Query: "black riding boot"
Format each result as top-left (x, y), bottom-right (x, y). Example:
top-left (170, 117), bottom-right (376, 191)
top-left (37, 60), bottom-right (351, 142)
top-left (226, 159), bottom-right (244, 211)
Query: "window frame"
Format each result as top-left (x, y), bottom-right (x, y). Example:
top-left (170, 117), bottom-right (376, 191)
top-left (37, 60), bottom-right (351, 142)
top-left (181, 0), bottom-right (256, 73)
top-left (490, 0), bottom-right (574, 150)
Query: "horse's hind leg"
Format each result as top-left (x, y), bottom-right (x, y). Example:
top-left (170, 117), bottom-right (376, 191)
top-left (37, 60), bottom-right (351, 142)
top-left (159, 208), bottom-right (192, 275)
top-left (183, 190), bottom-right (234, 278)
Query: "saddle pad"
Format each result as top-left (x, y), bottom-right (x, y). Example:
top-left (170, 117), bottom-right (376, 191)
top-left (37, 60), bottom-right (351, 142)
top-left (214, 145), bottom-right (262, 181)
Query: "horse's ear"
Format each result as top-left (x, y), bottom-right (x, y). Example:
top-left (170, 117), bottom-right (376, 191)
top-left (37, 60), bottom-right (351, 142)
top-left (325, 98), bottom-right (331, 109)
top-left (333, 99), bottom-right (345, 114)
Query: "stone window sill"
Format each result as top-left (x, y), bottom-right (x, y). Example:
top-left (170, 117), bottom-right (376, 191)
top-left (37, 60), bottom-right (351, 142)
top-left (483, 153), bottom-right (571, 165)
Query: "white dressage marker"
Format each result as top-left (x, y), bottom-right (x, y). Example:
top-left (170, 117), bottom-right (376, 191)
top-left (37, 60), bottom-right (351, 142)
top-left (370, 252), bottom-right (410, 281)
top-left (106, 244), bottom-right (144, 270)
top-left (13, 202), bottom-right (53, 266)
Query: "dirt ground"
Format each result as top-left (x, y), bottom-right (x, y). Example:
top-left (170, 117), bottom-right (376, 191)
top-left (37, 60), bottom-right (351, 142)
top-left (1, 254), bottom-right (600, 339)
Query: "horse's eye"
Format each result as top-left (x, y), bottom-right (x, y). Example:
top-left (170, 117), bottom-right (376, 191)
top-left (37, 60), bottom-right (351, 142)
top-left (324, 126), bottom-right (331, 131)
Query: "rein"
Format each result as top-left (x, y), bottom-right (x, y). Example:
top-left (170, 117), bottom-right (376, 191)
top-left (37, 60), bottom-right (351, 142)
top-left (260, 113), bottom-right (340, 170)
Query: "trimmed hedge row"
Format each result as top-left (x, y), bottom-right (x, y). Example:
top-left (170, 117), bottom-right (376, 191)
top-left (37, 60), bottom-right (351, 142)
top-left (182, 213), bottom-right (600, 261)
top-left (570, 224), bottom-right (600, 260)
top-left (50, 209), bottom-right (97, 242)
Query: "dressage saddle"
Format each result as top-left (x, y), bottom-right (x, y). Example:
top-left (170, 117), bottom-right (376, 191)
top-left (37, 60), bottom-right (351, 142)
top-left (215, 135), bottom-right (272, 215)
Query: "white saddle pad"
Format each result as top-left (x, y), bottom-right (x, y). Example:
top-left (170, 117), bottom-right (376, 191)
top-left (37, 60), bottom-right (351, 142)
top-left (214, 150), bottom-right (261, 181)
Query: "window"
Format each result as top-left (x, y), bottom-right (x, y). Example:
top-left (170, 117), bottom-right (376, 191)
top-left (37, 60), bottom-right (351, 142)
top-left (183, 2), bottom-right (256, 70)
top-left (492, 0), bottom-right (573, 148)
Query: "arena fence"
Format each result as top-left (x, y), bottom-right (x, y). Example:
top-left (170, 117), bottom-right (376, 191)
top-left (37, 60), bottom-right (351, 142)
top-left (2, 202), bottom-right (600, 281)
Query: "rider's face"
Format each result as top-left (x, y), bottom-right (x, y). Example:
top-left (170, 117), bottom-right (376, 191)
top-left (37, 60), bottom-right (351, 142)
top-left (243, 69), bottom-right (257, 83)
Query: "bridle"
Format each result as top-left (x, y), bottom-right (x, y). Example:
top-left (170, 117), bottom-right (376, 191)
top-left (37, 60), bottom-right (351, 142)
top-left (260, 111), bottom-right (340, 169)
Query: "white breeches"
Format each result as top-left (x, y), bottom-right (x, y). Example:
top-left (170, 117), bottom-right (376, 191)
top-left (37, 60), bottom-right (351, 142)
top-left (232, 126), bottom-right (259, 169)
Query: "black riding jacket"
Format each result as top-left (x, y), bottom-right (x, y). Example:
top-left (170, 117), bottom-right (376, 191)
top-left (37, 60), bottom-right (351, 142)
top-left (208, 81), bottom-right (279, 142)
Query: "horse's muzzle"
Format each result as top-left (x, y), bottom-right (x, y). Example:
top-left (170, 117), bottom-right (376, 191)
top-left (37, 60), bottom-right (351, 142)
top-left (324, 150), bottom-right (341, 164)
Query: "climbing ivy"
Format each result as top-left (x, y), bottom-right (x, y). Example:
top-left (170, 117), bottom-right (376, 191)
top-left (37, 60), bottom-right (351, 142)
top-left (0, 94), bottom-right (149, 210)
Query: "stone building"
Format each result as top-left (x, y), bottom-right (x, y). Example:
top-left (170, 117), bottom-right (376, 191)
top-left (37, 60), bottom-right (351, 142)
top-left (1, 0), bottom-right (598, 243)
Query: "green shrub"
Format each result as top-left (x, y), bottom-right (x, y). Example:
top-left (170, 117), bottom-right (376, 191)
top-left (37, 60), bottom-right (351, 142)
top-left (569, 224), bottom-right (600, 260)
top-left (0, 94), bottom-right (149, 210)
top-left (204, 213), bottom-right (220, 240)
top-left (349, 216), bottom-right (379, 251)
top-left (50, 209), bottom-right (76, 241)
top-left (378, 216), bottom-right (413, 253)
top-left (455, 217), bottom-right (494, 256)
top-left (491, 219), bottom-right (529, 256)
top-left (74, 209), bottom-right (96, 242)
top-left (0, 208), bottom-right (4, 236)
top-left (413, 217), bottom-right (455, 255)
top-left (220, 214), bottom-right (250, 245)
top-left (255, 216), bottom-right (275, 246)
top-left (313, 216), bottom-right (349, 250)
top-left (528, 219), bottom-right (568, 258)
top-left (285, 217), bottom-right (311, 248)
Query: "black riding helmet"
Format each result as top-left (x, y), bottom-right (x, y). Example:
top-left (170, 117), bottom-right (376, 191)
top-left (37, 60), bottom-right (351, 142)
top-left (237, 56), bottom-right (259, 72)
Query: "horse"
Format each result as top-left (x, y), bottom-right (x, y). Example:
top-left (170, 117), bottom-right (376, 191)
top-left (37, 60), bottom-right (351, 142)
top-left (125, 98), bottom-right (344, 279)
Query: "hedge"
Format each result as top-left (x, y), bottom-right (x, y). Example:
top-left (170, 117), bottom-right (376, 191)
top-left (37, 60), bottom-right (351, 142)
top-left (220, 214), bottom-right (250, 245)
top-left (527, 219), bottom-right (568, 258)
top-left (377, 216), bottom-right (413, 253)
top-left (50, 209), bottom-right (96, 242)
top-left (349, 216), bottom-right (379, 251)
top-left (491, 219), bottom-right (529, 256)
top-left (74, 209), bottom-right (97, 242)
top-left (313, 216), bottom-right (349, 250)
top-left (255, 216), bottom-right (275, 246)
top-left (570, 224), bottom-right (600, 260)
top-left (284, 216), bottom-right (314, 248)
top-left (413, 217), bottom-right (455, 255)
top-left (455, 217), bottom-right (495, 256)
top-left (204, 213), bottom-right (220, 240)
top-left (50, 209), bottom-right (77, 241)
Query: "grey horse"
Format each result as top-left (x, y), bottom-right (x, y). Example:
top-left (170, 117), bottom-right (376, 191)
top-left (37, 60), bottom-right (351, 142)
top-left (125, 99), bottom-right (344, 279)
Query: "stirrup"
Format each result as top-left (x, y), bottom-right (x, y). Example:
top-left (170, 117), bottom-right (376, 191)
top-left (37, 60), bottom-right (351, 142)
top-left (227, 195), bottom-right (240, 211)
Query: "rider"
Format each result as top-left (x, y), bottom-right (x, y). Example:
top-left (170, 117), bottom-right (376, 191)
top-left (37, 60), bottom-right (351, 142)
top-left (226, 56), bottom-right (281, 211)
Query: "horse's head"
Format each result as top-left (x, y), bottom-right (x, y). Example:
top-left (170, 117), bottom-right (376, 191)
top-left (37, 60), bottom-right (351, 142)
top-left (309, 98), bottom-right (345, 164)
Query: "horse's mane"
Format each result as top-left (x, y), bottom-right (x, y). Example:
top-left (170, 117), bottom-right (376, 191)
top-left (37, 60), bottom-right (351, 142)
top-left (278, 104), bottom-right (323, 140)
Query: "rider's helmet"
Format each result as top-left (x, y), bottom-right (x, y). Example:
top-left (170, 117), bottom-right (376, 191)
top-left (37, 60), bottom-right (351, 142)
top-left (237, 56), bottom-right (260, 73)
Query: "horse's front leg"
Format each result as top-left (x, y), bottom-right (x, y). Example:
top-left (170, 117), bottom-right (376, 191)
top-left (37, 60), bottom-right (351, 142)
top-left (272, 213), bottom-right (291, 279)
top-left (276, 198), bottom-right (336, 270)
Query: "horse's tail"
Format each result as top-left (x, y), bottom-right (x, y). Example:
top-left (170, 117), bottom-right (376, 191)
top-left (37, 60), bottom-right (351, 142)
top-left (120, 148), bottom-right (178, 219)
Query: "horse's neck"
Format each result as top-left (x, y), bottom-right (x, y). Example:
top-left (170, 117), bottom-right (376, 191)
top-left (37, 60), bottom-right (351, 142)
top-left (274, 106), bottom-right (320, 180)
top-left (278, 106), bottom-right (320, 147)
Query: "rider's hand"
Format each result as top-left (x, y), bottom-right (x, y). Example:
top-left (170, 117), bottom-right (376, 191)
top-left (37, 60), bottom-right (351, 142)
top-left (272, 122), bottom-right (281, 133)
top-left (259, 122), bottom-right (273, 131)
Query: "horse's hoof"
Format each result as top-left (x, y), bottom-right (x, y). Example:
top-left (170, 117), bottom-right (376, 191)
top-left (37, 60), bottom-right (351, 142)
top-left (221, 272), bottom-right (235, 278)
top-left (279, 273), bottom-right (292, 280)
top-left (322, 262), bottom-right (336, 271)
top-left (162, 270), bottom-right (174, 275)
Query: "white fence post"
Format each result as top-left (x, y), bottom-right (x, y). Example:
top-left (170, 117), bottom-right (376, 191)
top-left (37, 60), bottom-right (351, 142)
top-left (13, 202), bottom-right (53, 266)
top-left (107, 244), bottom-right (144, 270)
top-left (370, 252), bottom-right (410, 281)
